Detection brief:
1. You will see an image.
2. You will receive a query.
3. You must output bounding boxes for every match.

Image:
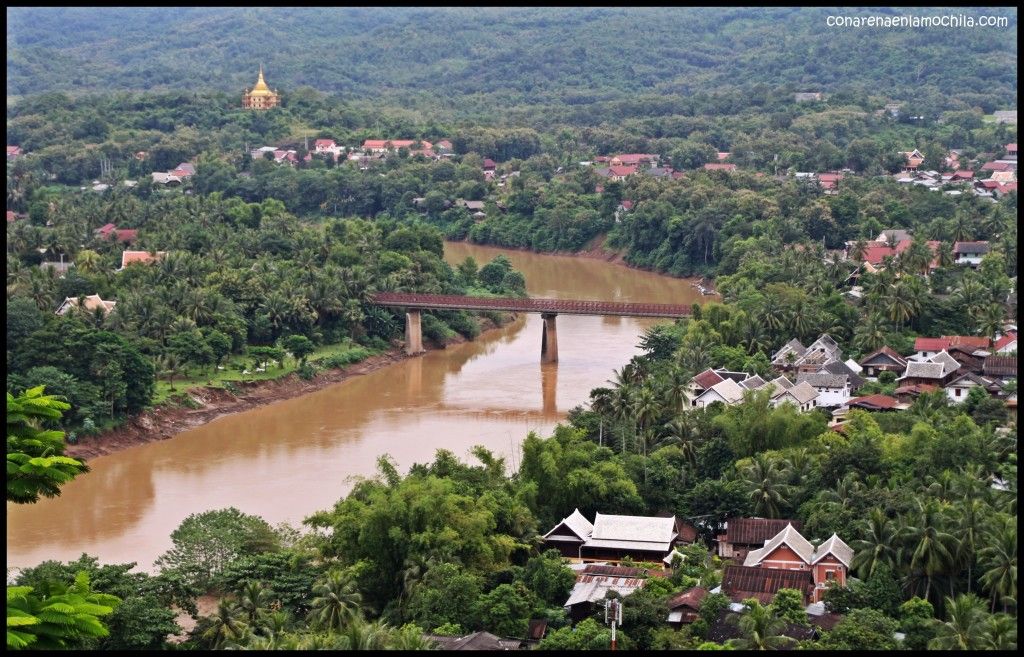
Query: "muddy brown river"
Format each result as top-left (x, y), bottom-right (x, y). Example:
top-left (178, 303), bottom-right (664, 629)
top-left (7, 242), bottom-right (711, 571)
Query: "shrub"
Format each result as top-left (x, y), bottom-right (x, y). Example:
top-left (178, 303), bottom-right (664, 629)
top-left (297, 362), bottom-right (318, 380)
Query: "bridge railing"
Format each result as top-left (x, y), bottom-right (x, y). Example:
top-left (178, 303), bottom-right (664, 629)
top-left (372, 292), bottom-right (692, 318)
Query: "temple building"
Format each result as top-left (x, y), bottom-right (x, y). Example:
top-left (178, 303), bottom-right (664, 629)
top-left (243, 66), bottom-right (279, 110)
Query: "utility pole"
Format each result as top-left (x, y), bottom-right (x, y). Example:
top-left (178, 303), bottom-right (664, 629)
top-left (604, 598), bottom-right (622, 651)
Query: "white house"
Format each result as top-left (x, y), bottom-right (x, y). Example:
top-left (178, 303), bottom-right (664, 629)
top-left (953, 241), bottom-right (990, 267)
top-left (795, 371), bottom-right (852, 408)
top-left (692, 378), bottom-right (745, 409)
top-left (945, 372), bottom-right (997, 404)
top-left (770, 381), bottom-right (819, 412)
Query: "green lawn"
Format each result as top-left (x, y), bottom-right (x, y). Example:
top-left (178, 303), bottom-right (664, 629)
top-left (152, 340), bottom-right (379, 405)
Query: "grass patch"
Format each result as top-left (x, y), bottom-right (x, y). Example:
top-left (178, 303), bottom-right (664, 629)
top-left (151, 340), bottom-right (381, 405)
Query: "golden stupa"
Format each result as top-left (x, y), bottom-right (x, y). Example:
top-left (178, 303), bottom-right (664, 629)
top-left (243, 65), bottom-right (279, 110)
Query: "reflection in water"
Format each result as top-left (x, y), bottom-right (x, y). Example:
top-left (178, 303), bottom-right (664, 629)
top-left (7, 242), bottom-right (714, 570)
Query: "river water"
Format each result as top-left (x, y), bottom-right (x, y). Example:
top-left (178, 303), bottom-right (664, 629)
top-left (6, 242), bottom-right (710, 571)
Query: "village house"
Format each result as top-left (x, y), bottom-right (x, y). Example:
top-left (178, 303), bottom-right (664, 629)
top-left (952, 241), bottom-right (990, 266)
top-left (56, 294), bottom-right (116, 316)
top-left (703, 162), bottom-right (737, 173)
top-left (595, 165), bottom-right (638, 181)
top-left (666, 587), bottom-right (708, 627)
top-left (897, 351), bottom-right (961, 387)
top-left (893, 383), bottom-right (938, 404)
top-left (1006, 143), bottom-right (1018, 158)
top-left (771, 381), bottom-right (820, 412)
top-left (945, 372), bottom-right (1001, 404)
top-left (426, 631), bottom-right (525, 650)
top-left (993, 332), bottom-right (1017, 354)
top-left (609, 153), bottom-right (658, 167)
top-left (794, 92), bottom-right (824, 102)
top-left (738, 524), bottom-right (853, 604)
top-left (564, 564), bottom-right (648, 623)
top-left (983, 355), bottom-right (1017, 383)
top-left (7, 145), bottom-right (23, 160)
top-left (542, 509), bottom-right (684, 564)
top-left (858, 346), bottom-right (908, 378)
top-left (118, 250), bottom-right (167, 270)
top-left (771, 334), bottom-right (842, 372)
top-left (795, 370), bottom-right (855, 408)
top-left (817, 172), bottom-right (843, 193)
top-left (846, 394), bottom-right (905, 412)
top-left (717, 518), bottom-right (803, 561)
top-left (900, 149), bottom-right (925, 171)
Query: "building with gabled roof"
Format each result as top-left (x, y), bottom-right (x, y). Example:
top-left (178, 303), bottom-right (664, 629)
top-left (119, 250), bottom-right (167, 270)
top-left (770, 380), bottom-right (819, 412)
top-left (717, 518), bottom-right (804, 561)
top-left (692, 377), bottom-right (745, 409)
top-left (666, 587), bottom-right (708, 626)
top-left (564, 563), bottom-right (648, 622)
top-left (953, 241), bottom-right (991, 266)
top-left (795, 371), bottom-right (852, 408)
top-left (543, 510), bottom-right (683, 565)
top-left (740, 524), bottom-right (853, 603)
top-left (983, 355), bottom-right (1017, 381)
top-left (945, 372), bottom-right (1000, 404)
top-left (859, 346), bottom-right (908, 378)
top-left (56, 294), bottom-right (116, 316)
top-left (993, 333), bottom-right (1017, 354)
top-left (771, 339), bottom-right (808, 369)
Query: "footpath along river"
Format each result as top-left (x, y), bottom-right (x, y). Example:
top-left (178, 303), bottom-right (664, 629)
top-left (6, 242), bottom-right (712, 571)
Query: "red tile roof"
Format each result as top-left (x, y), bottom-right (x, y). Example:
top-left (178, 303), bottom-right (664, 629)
top-left (609, 165), bottom-right (637, 177)
top-left (619, 200), bottom-right (634, 210)
top-left (944, 335), bottom-right (991, 350)
top-left (96, 223), bottom-right (117, 236)
top-left (482, 158), bottom-right (497, 169)
top-left (914, 337), bottom-right (951, 352)
top-left (612, 153), bottom-right (658, 165)
top-left (7, 146), bottom-right (22, 155)
top-left (993, 333), bottom-right (1017, 351)
top-left (114, 229), bottom-right (138, 243)
top-left (314, 139), bottom-right (335, 148)
top-left (6, 210), bottom-right (16, 223)
top-left (848, 394), bottom-right (900, 410)
top-left (981, 161), bottom-right (1012, 172)
top-left (693, 368), bottom-right (725, 390)
top-left (120, 250), bottom-right (166, 268)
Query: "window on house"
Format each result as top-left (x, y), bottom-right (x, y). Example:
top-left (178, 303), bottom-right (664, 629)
top-left (825, 570), bottom-right (836, 581)
top-left (955, 389), bottom-right (962, 397)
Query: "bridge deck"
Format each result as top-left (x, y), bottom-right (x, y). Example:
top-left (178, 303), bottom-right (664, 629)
top-left (373, 292), bottom-right (692, 318)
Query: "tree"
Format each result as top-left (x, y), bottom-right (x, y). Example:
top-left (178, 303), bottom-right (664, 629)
top-left (978, 517), bottom-right (1016, 613)
top-left (473, 582), bottom-right (539, 638)
top-left (928, 594), bottom-right (989, 650)
top-left (282, 334), bottom-right (315, 365)
top-left (308, 571), bottom-right (364, 632)
top-left (740, 454), bottom-right (792, 518)
top-left (522, 550), bottom-right (576, 607)
top-left (7, 386), bottom-right (89, 504)
top-left (818, 607), bottom-right (899, 650)
top-left (771, 588), bottom-right (808, 625)
top-left (154, 508), bottom-right (281, 591)
top-left (7, 572), bottom-right (120, 650)
top-left (726, 598), bottom-right (795, 650)
top-left (196, 599), bottom-right (248, 649)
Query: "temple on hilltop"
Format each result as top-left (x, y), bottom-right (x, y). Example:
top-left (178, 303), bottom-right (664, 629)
top-left (242, 65), bottom-right (279, 110)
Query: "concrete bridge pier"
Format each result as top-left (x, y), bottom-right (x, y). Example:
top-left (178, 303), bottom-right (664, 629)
top-left (540, 313), bottom-right (558, 363)
top-left (405, 310), bottom-right (425, 356)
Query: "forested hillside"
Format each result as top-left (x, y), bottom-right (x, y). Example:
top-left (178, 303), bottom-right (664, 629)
top-left (7, 7), bottom-right (1017, 122)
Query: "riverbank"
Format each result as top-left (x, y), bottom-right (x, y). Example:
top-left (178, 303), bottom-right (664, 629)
top-left (66, 315), bottom-right (513, 461)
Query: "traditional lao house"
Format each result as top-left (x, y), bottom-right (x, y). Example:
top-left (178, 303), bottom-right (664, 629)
top-left (770, 381), bottom-right (819, 412)
top-left (983, 355), bottom-right (1017, 383)
top-left (858, 346), bottom-right (908, 378)
top-left (721, 565), bottom-right (814, 604)
top-left (119, 250), bottom-right (167, 270)
top-left (900, 149), bottom-right (925, 171)
top-left (846, 394), bottom-right (903, 412)
top-left (666, 588), bottom-right (708, 627)
top-left (543, 510), bottom-right (683, 565)
top-left (945, 372), bottom-right (1001, 404)
top-left (946, 345), bottom-right (987, 374)
top-left (741, 524), bottom-right (853, 603)
top-left (795, 371), bottom-right (853, 408)
top-left (771, 339), bottom-right (808, 371)
top-left (426, 632), bottom-right (525, 650)
top-left (692, 377), bottom-right (745, 409)
top-left (717, 518), bottom-right (803, 561)
top-left (564, 564), bottom-right (647, 623)
top-left (314, 138), bottom-right (337, 153)
top-left (894, 383), bottom-right (938, 404)
top-left (542, 508), bottom-right (594, 559)
top-left (56, 294), bottom-right (116, 316)
top-left (953, 241), bottom-right (991, 267)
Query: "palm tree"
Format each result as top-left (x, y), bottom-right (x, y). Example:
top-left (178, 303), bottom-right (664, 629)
top-left (976, 303), bottom-right (1005, 341)
top-left (852, 508), bottom-right (901, 579)
top-left (978, 517), bottom-right (1016, 613)
top-left (741, 455), bottom-right (792, 519)
top-left (308, 571), bottom-right (363, 632)
top-left (237, 580), bottom-right (273, 625)
top-left (928, 594), bottom-right (988, 650)
top-left (199, 599), bottom-right (249, 649)
top-left (902, 498), bottom-right (958, 602)
top-left (954, 498), bottom-right (988, 595)
top-left (74, 249), bottom-right (103, 275)
top-left (980, 613), bottom-right (1017, 650)
top-left (936, 241), bottom-right (955, 269)
top-left (336, 618), bottom-right (391, 651)
top-left (853, 312), bottom-right (890, 353)
top-left (727, 599), bottom-right (796, 650)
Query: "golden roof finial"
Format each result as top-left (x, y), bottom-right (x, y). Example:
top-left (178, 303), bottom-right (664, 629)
top-left (252, 65), bottom-right (271, 93)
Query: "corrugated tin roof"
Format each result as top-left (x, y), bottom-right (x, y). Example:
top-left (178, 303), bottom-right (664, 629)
top-left (723, 518), bottom-right (802, 545)
top-left (722, 565), bottom-right (813, 602)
